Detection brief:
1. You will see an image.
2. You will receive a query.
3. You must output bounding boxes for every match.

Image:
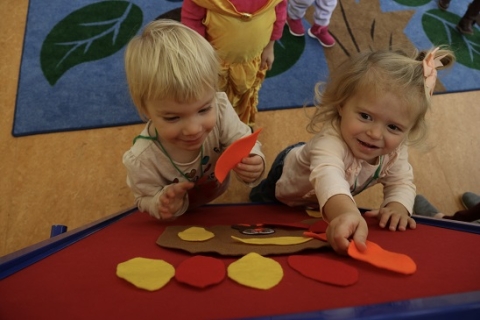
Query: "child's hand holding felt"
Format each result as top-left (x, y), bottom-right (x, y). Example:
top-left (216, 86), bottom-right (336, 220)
top-left (158, 182), bottom-right (194, 220)
top-left (233, 155), bottom-right (264, 183)
top-left (323, 195), bottom-right (368, 255)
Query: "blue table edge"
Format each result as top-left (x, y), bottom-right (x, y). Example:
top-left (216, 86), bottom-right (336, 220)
top-left (1, 203), bottom-right (480, 320)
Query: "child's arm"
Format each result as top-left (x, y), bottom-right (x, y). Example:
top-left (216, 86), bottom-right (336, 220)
top-left (366, 146), bottom-right (416, 231)
top-left (124, 147), bottom-right (194, 220)
top-left (157, 182), bottom-right (195, 220)
top-left (261, 41), bottom-right (275, 70)
top-left (181, 0), bottom-right (207, 37)
top-left (323, 194), bottom-right (368, 255)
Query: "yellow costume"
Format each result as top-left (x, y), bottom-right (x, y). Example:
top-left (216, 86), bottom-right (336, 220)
top-left (192, 0), bottom-right (282, 125)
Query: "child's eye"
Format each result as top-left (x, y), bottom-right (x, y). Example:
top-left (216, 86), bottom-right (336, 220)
top-left (163, 116), bottom-right (179, 122)
top-left (388, 124), bottom-right (402, 132)
top-left (199, 106), bottom-right (212, 114)
top-left (359, 112), bottom-right (371, 120)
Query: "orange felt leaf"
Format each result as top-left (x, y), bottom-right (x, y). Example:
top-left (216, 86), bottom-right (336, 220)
top-left (215, 129), bottom-right (262, 183)
top-left (347, 240), bottom-right (417, 275)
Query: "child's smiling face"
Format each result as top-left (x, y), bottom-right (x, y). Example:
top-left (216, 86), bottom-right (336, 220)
top-left (145, 89), bottom-right (217, 155)
top-left (337, 90), bottom-right (416, 164)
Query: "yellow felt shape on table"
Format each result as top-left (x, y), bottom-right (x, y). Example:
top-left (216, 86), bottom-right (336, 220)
top-left (178, 227), bottom-right (214, 241)
top-left (116, 257), bottom-right (175, 291)
top-left (231, 235), bottom-right (312, 245)
top-left (306, 209), bottom-right (322, 218)
top-left (227, 252), bottom-right (283, 290)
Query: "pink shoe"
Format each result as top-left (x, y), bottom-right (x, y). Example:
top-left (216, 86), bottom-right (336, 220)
top-left (308, 24), bottom-right (335, 47)
top-left (286, 16), bottom-right (305, 36)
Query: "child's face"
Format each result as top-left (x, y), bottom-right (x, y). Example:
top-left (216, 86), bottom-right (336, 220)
top-left (145, 90), bottom-right (217, 153)
top-left (337, 91), bottom-right (415, 164)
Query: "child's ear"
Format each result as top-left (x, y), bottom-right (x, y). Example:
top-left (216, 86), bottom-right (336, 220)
top-left (336, 104), bottom-right (343, 117)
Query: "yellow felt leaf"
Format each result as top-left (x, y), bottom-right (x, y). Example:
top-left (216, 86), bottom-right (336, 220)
top-left (227, 252), bottom-right (283, 290)
top-left (178, 227), bottom-right (214, 241)
top-left (116, 257), bottom-right (175, 291)
top-left (306, 209), bottom-right (322, 218)
top-left (231, 235), bottom-right (312, 245)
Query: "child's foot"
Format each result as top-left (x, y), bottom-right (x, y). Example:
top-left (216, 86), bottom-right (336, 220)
top-left (286, 16), bottom-right (305, 36)
top-left (308, 24), bottom-right (335, 47)
top-left (461, 192), bottom-right (480, 209)
top-left (437, 0), bottom-right (450, 11)
top-left (413, 195), bottom-right (439, 217)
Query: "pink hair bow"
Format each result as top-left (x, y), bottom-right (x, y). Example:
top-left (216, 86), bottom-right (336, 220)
top-left (423, 47), bottom-right (445, 97)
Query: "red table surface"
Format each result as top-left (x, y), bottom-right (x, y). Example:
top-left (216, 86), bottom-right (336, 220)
top-left (1, 204), bottom-right (480, 320)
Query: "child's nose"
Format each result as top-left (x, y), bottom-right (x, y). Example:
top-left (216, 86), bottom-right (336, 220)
top-left (182, 118), bottom-right (202, 135)
top-left (367, 124), bottom-right (382, 139)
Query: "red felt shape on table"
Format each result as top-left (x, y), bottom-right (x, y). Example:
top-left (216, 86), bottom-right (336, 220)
top-left (288, 255), bottom-right (358, 287)
top-left (308, 220), bottom-right (328, 233)
top-left (175, 256), bottom-right (226, 288)
top-left (215, 128), bottom-right (262, 183)
top-left (303, 231), bottom-right (328, 242)
top-left (347, 240), bottom-right (417, 275)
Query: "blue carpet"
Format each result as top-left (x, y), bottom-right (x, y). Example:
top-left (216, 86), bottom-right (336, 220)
top-left (12, 0), bottom-right (480, 137)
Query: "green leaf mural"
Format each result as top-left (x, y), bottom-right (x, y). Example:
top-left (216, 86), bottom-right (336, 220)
top-left (394, 0), bottom-right (430, 7)
top-left (267, 25), bottom-right (306, 78)
top-left (41, 1), bottom-right (143, 85)
top-left (422, 9), bottom-right (480, 70)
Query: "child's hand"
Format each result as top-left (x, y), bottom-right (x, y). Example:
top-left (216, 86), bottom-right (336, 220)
top-left (326, 212), bottom-right (368, 255)
top-left (233, 155), bottom-right (264, 183)
top-left (364, 204), bottom-right (416, 231)
top-left (261, 41), bottom-right (275, 70)
top-left (158, 182), bottom-right (195, 220)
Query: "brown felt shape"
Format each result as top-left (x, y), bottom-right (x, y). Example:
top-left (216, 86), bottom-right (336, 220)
top-left (214, 129), bottom-right (262, 183)
top-left (288, 255), bottom-right (359, 286)
top-left (157, 225), bottom-right (329, 256)
top-left (347, 240), bottom-right (417, 275)
top-left (175, 256), bottom-right (226, 288)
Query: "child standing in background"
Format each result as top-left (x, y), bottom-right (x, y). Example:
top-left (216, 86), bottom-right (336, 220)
top-left (250, 47), bottom-right (455, 254)
top-left (181, 0), bottom-right (287, 126)
top-left (123, 20), bottom-right (265, 220)
top-left (286, 0), bottom-right (337, 47)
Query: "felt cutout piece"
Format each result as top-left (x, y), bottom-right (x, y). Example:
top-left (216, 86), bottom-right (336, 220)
top-left (308, 220), bottom-right (328, 233)
top-left (178, 227), bottom-right (214, 241)
top-left (231, 235), bottom-right (312, 245)
top-left (303, 232), bottom-right (328, 242)
top-left (116, 257), bottom-right (175, 291)
top-left (288, 255), bottom-right (359, 287)
top-left (158, 225), bottom-right (330, 256)
top-left (227, 252), bottom-right (283, 290)
top-left (306, 209), bottom-right (322, 218)
top-left (214, 128), bottom-right (262, 183)
top-left (347, 240), bottom-right (417, 275)
top-left (175, 256), bottom-right (226, 288)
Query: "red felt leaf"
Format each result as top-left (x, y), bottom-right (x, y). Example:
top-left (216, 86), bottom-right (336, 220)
top-left (288, 255), bottom-right (358, 286)
top-left (308, 220), bottom-right (328, 233)
top-left (215, 129), bottom-right (262, 183)
top-left (175, 256), bottom-right (226, 288)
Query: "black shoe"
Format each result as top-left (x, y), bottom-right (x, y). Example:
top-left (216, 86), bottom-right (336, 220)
top-left (438, 0), bottom-right (450, 10)
top-left (457, 18), bottom-right (475, 35)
